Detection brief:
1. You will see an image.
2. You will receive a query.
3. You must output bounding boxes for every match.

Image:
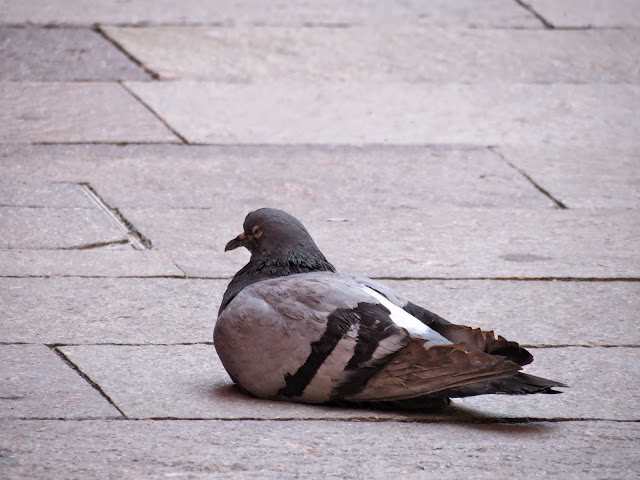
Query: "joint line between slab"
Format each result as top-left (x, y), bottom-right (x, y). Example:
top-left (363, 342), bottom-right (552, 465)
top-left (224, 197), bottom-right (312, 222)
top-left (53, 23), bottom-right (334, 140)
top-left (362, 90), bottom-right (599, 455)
top-left (1, 274), bottom-right (639, 282)
top-left (119, 82), bottom-right (190, 144)
top-left (513, 0), bottom-right (555, 28)
top-left (48, 345), bottom-right (128, 418)
top-left (58, 239), bottom-right (130, 250)
top-left (171, 260), bottom-right (188, 277)
top-left (93, 25), bottom-right (159, 79)
top-left (77, 183), bottom-right (153, 250)
top-left (489, 147), bottom-right (568, 209)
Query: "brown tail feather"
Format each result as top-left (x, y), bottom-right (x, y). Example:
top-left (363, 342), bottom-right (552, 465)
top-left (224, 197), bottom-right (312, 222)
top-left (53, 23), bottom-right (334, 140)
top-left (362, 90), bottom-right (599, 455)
top-left (404, 301), bottom-right (533, 366)
top-left (436, 372), bottom-right (567, 398)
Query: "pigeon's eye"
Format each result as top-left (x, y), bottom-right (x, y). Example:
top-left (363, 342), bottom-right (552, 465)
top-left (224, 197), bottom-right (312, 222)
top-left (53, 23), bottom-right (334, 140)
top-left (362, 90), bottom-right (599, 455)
top-left (252, 225), bottom-right (263, 238)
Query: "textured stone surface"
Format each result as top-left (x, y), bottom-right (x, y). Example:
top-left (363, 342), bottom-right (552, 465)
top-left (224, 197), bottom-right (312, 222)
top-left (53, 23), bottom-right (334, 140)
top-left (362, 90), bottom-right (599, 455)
top-left (0, 0), bottom-right (540, 27)
top-left (0, 207), bottom-right (126, 249)
top-left (59, 345), bottom-right (636, 420)
top-left (0, 250), bottom-right (184, 277)
top-left (459, 347), bottom-right (640, 421)
top-left (2, 0), bottom-right (639, 476)
top-left (0, 27), bottom-right (149, 81)
top-left (122, 208), bottom-right (640, 278)
top-left (0, 144), bottom-right (550, 209)
top-left (0, 182), bottom-right (93, 208)
top-left (106, 26), bottom-right (640, 83)
top-left (3, 278), bottom-right (637, 346)
top-left (126, 82), bottom-right (640, 146)
top-left (528, 0), bottom-right (640, 27)
top-left (497, 146), bottom-right (640, 209)
top-left (0, 278), bottom-right (222, 344)
top-left (0, 82), bottom-right (178, 143)
top-left (0, 345), bottom-right (121, 419)
top-left (1, 420), bottom-right (639, 479)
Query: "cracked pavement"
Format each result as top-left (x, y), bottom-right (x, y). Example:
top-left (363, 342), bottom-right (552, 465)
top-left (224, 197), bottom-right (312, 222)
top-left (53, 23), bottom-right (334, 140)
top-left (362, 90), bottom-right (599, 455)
top-left (1, 1), bottom-right (639, 478)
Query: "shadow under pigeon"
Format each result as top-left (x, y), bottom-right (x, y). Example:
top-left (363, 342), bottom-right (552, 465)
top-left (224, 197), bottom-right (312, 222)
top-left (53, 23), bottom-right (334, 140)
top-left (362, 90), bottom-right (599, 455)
top-left (204, 383), bottom-right (554, 433)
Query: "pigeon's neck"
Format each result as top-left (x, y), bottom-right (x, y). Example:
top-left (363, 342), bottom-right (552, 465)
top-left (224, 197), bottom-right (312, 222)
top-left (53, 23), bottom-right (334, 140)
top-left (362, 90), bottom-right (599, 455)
top-left (219, 250), bottom-right (335, 314)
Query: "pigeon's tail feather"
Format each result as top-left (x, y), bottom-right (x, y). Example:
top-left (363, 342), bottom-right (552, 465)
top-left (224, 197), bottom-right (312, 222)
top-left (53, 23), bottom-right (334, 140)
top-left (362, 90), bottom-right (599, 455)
top-left (404, 301), bottom-right (533, 366)
top-left (342, 339), bottom-right (522, 403)
top-left (340, 374), bottom-right (566, 412)
top-left (439, 372), bottom-right (567, 398)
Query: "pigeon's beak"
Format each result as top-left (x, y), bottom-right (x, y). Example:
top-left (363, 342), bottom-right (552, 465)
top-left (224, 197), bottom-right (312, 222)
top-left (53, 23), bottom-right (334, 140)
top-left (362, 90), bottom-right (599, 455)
top-left (225, 232), bottom-right (247, 252)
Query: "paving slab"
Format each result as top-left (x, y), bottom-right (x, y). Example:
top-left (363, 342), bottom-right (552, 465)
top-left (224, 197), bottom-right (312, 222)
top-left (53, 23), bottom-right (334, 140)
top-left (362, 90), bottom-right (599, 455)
top-left (59, 344), bottom-right (635, 421)
top-left (496, 145), bottom-right (640, 209)
top-left (106, 26), bottom-right (640, 83)
top-left (0, 250), bottom-right (184, 277)
top-left (120, 208), bottom-right (640, 278)
top-left (0, 82), bottom-right (178, 143)
top-left (0, 278), bottom-right (221, 344)
top-left (3, 278), bottom-right (637, 346)
top-left (0, 144), bottom-right (550, 209)
top-left (0, 27), bottom-right (149, 81)
top-left (126, 82), bottom-right (640, 146)
top-left (458, 346), bottom-right (640, 421)
top-left (527, 0), bottom-right (640, 27)
top-left (384, 280), bottom-right (640, 347)
top-left (0, 182), bottom-right (93, 208)
top-left (0, 345), bottom-right (121, 419)
top-left (0, 0), bottom-right (540, 27)
top-left (1, 419), bottom-right (638, 479)
top-left (0, 206), bottom-right (127, 249)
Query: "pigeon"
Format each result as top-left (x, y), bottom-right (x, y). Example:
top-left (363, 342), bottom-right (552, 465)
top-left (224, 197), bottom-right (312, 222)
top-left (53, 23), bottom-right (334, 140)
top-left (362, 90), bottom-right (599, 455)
top-left (214, 208), bottom-right (565, 410)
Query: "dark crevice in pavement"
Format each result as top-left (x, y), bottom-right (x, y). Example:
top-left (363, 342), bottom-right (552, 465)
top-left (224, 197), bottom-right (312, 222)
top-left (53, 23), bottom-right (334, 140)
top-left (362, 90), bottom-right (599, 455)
top-left (31, 141), bottom-right (184, 145)
top-left (48, 345), bottom-right (128, 418)
top-left (0, 274), bottom-right (189, 279)
top-left (93, 24), bottom-right (159, 79)
top-left (78, 183), bottom-right (153, 250)
top-left (119, 82), bottom-right (190, 144)
top-left (10, 416), bottom-right (127, 421)
top-left (301, 22), bottom-right (352, 28)
top-left (47, 342), bottom-right (215, 347)
top-left (141, 417), bottom-right (640, 424)
top-left (372, 276), bottom-right (640, 282)
top-left (0, 204), bottom-right (48, 208)
top-left (171, 261), bottom-right (188, 277)
top-left (58, 239), bottom-right (130, 250)
top-left (1, 274), bottom-right (639, 281)
top-left (514, 0), bottom-right (555, 29)
top-left (3, 21), bottom-right (636, 30)
top-left (489, 146), bottom-right (568, 209)
top-left (10, 416), bottom-right (637, 424)
top-left (18, 142), bottom-right (496, 149)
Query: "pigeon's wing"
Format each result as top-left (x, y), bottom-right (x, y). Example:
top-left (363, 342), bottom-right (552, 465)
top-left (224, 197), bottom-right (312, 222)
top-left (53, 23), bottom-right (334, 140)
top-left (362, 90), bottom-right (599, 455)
top-left (354, 276), bottom-right (533, 366)
top-left (343, 339), bottom-right (522, 403)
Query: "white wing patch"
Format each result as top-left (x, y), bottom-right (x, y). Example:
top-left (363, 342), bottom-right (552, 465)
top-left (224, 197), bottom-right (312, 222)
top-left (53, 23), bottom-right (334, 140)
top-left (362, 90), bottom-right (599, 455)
top-left (361, 286), bottom-right (452, 345)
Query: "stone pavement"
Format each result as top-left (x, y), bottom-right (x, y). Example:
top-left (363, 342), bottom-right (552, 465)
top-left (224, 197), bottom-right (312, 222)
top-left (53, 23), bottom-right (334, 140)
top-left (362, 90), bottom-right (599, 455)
top-left (1, 1), bottom-right (639, 478)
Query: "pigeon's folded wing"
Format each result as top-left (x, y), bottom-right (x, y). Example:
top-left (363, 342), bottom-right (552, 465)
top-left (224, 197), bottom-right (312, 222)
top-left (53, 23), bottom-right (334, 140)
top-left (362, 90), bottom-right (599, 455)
top-left (344, 339), bottom-right (522, 402)
top-left (354, 276), bottom-right (534, 366)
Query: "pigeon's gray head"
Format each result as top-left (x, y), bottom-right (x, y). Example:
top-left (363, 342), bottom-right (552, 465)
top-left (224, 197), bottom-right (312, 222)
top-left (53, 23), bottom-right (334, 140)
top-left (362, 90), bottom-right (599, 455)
top-left (225, 208), bottom-right (320, 258)
top-left (220, 208), bottom-right (335, 314)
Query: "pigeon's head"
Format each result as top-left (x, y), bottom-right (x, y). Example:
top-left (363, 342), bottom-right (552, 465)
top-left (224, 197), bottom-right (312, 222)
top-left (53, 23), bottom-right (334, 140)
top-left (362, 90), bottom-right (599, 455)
top-left (225, 208), bottom-right (319, 257)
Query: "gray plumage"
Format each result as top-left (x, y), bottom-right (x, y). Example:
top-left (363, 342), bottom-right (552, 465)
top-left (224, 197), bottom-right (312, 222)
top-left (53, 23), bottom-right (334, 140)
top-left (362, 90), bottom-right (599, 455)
top-left (214, 208), bottom-right (565, 409)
